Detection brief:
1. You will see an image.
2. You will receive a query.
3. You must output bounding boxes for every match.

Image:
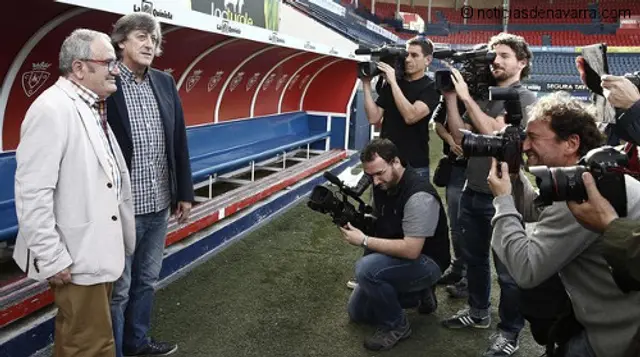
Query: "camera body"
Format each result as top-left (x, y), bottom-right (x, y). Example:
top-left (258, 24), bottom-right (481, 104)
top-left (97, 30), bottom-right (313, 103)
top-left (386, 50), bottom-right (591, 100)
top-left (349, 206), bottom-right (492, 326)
top-left (356, 45), bottom-right (408, 80)
top-left (433, 44), bottom-right (497, 100)
top-left (529, 146), bottom-right (630, 217)
top-left (307, 172), bottom-right (376, 235)
top-left (460, 87), bottom-right (524, 174)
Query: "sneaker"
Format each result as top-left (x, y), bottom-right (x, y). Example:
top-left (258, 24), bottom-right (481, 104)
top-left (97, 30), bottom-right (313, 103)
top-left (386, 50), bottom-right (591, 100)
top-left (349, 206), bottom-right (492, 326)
top-left (417, 286), bottom-right (438, 314)
top-left (346, 279), bottom-right (357, 290)
top-left (124, 340), bottom-right (178, 356)
top-left (446, 277), bottom-right (469, 299)
top-left (441, 308), bottom-right (491, 329)
top-left (363, 316), bottom-right (412, 351)
top-left (437, 268), bottom-right (463, 285)
top-left (483, 332), bottom-right (519, 357)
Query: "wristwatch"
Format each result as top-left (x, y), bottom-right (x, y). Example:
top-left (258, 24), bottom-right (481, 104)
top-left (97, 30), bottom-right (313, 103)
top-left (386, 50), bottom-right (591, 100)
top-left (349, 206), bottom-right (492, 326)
top-left (361, 234), bottom-right (369, 248)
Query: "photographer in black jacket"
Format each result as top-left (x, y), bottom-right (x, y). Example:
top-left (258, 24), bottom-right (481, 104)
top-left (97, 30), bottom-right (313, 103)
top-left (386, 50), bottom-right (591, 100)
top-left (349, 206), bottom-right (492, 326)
top-left (339, 138), bottom-right (450, 351)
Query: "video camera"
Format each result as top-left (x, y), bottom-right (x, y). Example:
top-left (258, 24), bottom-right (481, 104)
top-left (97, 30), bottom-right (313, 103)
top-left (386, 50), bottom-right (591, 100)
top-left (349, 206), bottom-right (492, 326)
top-left (529, 146), bottom-right (633, 217)
top-left (433, 44), bottom-right (497, 100)
top-left (460, 86), bottom-right (524, 175)
top-left (307, 171), bottom-right (376, 235)
top-left (355, 44), bottom-right (408, 81)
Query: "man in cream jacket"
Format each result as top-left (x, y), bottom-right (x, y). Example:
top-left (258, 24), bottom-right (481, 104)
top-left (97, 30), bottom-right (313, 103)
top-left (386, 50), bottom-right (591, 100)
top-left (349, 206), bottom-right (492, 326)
top-left (13, 29), bottom-right (135, 357)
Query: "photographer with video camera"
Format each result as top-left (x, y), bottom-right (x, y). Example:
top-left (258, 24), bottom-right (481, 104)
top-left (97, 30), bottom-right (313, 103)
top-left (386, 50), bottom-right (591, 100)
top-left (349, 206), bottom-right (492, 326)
top-left (488, 92), bottom-right (640, 357)
top-left (360, 36), bottom-right (440, 178)
top-left (439, 33), bottom-right (537, 357)
top-left (336, 138), bottom-right (450, 351)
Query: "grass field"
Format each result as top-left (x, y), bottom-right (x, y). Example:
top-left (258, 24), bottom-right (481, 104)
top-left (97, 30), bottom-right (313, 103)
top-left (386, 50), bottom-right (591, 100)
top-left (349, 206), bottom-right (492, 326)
top-left (150, 131), bottom-right (544, 357)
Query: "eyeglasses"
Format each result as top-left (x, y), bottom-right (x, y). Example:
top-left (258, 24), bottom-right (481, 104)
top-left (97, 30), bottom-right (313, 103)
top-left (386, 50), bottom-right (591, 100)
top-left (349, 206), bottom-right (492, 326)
top-left (81, 58), bottom-right (119, 72)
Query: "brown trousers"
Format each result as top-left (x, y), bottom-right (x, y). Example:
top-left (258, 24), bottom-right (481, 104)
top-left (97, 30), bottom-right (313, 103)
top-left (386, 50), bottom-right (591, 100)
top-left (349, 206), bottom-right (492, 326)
top-left (52, 282), bottom-right (115, 357)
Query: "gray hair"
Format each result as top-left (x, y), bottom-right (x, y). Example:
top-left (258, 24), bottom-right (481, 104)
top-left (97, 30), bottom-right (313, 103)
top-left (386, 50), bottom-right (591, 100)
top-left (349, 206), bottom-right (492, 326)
top-left (59, 29), bottom-right (111, 76)
top-left (111, 12), bottom-right (163, 58)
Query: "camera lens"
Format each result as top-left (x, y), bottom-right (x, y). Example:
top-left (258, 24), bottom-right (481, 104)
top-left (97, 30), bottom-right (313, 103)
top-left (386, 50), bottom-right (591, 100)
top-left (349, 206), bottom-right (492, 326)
top-left (551, 166), bottom-right (588, 202)
top-left (529, 165), bottom-right (588, 205)
top-left (357, 62), bottom-right (380, 78)
top-left (461, 131), bottom-right (505, 159)
top-left (308, 186), bottom-right (340, 212)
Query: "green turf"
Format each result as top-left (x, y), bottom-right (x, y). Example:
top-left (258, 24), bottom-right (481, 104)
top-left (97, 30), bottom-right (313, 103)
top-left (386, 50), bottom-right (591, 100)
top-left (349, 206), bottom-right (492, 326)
top-left (150, 131), bottom-right (544, 356)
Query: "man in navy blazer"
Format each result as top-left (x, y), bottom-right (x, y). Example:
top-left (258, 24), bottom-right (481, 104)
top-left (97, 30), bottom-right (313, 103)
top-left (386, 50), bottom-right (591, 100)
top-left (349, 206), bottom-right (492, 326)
top-left (107, 12), bottom-right (194, 357)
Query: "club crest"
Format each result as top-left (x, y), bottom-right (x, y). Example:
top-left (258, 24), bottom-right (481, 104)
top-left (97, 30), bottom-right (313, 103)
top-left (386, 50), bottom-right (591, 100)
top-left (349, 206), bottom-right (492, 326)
top-left (22, 62), bottom-right (51, 97)
top-left (275, 74), bottom-right (290, 91)
top-left (229, 71), bottom-right (245, 92)
top-left (245, 72), bottom-right (261, 91)
top-left (208, 71), bottom-right (225, 92)
top-left (262, 73), bottom-right (277, 90)
top-left (186, 70), bottom-right (202, 93)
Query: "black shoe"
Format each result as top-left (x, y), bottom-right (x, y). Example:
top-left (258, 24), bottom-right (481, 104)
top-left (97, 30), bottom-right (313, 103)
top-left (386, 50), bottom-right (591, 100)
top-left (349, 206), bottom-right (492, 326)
top-left (363, 316), bottom-right (412, 351)
top-left (124, 340), bottom-right (178, 356)
top-left (418, 286), bottom-right (438, 314)
top-left (437, 269), bottom-right (463, 285)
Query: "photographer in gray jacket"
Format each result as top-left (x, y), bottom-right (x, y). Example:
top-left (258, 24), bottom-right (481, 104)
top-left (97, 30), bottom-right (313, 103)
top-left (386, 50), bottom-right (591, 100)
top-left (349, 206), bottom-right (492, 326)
top-left (487, 92), bottom-right (640, 357)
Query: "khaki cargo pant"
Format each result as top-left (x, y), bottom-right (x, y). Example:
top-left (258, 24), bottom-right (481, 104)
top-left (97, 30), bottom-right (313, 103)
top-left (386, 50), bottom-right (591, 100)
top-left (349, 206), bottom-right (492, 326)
top-left (52, 282), bottom-right (115, 357)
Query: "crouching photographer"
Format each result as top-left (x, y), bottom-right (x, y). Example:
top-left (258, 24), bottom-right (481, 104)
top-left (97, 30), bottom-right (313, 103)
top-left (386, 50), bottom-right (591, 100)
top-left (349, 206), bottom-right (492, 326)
top-left (317, 138), bottom-right (450, 351)
top-left (488, 92), bottom-right (640, 357)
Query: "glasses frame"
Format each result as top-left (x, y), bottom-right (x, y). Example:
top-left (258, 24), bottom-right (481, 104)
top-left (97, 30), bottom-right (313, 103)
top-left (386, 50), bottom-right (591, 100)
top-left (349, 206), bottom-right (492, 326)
top-left (81, 58), bottom-right (118, 72)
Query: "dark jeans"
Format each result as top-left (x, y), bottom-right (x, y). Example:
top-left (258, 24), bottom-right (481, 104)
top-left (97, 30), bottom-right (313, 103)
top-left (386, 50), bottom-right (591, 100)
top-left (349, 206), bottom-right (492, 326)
top-left (413, 166), bottom-right (430, 181)
top-left (459, 188), bottom-right (524, 337)
top-left (446, 165), bottom-right (466, 276)
top-left (348, 253), bottom-right (442, 330)
top-left (111, 208), bottom-right (170, 356)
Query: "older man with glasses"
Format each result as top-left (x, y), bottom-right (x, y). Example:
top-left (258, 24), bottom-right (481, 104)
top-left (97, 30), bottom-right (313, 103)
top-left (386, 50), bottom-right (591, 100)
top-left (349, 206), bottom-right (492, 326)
top-left (13, 28), bottom-right (135, 357)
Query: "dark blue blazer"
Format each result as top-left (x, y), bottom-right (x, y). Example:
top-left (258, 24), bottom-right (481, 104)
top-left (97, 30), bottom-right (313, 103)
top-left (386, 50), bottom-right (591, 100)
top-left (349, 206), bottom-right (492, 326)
top-left (107, 68), bottom-right (194, 210)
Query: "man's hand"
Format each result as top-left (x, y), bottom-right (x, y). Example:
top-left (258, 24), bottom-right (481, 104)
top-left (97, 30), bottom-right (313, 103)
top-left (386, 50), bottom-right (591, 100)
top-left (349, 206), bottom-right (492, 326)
top-left (601, 75), bottom-right (640, 110)
top-left (487, 158), bottom-right (512, 197)
top-left (175, 201), bottom-right (192, 224)
top-left (48, 268), bottom-right (71, 287)
top-left (338, 222), bottom-right (366, 247)
top-left (377, 62), bottom-right (397, 85)
top-left (567, 172), bottom-right (618, 233)
top-left (446, 136), bottom-right (464, 157)
top-left (450, 68), bottom-right (472, 102)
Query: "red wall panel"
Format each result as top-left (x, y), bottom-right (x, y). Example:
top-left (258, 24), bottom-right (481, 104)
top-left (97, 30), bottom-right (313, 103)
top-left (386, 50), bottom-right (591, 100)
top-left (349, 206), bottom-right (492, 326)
top-left (178, 40), bottom-right (270, 126)
top-left (217, 47), bottom-right (298, 122)
top-left (302, 60), bottom-right (357, 113)
top-left (279, 57), bottom-right (335, 113)
top-left (153, 28), bottom-right (230, 83)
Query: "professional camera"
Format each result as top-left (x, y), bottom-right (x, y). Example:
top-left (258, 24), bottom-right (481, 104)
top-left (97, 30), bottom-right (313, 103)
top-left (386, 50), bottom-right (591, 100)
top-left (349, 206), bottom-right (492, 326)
top-left (433, 44), bottom-right (497, 100)
top-left (529, 146), bottom-right (631, 217)
top-left (355, 44), bottom-right (408, 80)
top-left (460, 86), bottom-right (524, 175)
top-left (307, 171), bottom-right (376, 234)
